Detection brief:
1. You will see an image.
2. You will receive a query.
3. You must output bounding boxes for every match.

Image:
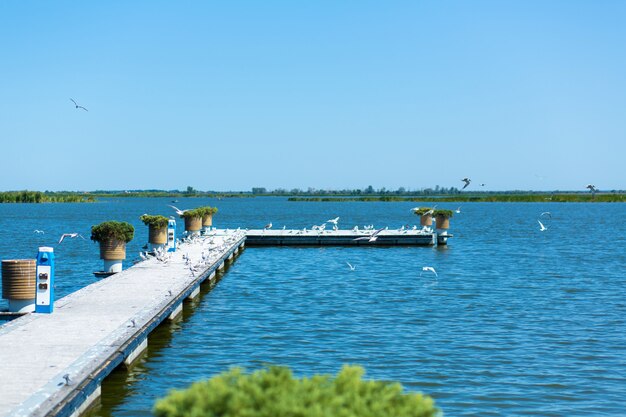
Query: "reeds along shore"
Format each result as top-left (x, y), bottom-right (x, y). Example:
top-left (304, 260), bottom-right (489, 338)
top-left (287, 194), bottom-right (626, 203)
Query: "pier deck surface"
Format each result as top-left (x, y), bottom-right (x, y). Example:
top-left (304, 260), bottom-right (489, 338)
top-left (245, 228), bottom-right (436, 246)
top-left (0, 230), bottom-right (245, 417)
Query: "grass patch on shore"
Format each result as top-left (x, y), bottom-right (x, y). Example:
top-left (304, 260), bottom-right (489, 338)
top-left (288, 194), bottom-right (626, 203)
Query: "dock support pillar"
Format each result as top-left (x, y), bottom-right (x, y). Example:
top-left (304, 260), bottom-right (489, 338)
top-left (436, 230), bottom-right (449, 245)
top-left (69, 385), bottom-right (101, 417)
top-left (187, 287), bottom-right (200, 300)
top-left (124, 338), bottom-right (148, 367)
top-left (168, 303), bottom-right (183, 320)
top-left (209, 271), bottom-right (216, 280)
top-left (218, 262), bottom-right (224, 270)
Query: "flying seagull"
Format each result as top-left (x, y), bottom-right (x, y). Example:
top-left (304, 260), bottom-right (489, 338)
top-left (455, 207), bottom-right (461, 214)
top-left (422, 266), bottom-right (438, 277)
top-left (461, 178), bottom-right (471, 190)
top-left (346, 261), bottom-right (356, 271)
top-left (70, 98), bottom-right (88, 111)
top-left (326, 217), bottom-right (340, 225)
top-left (353, 227), bottom-right (384, 242)
top-left (168, 205), bottom-right (190, 216)
top-left (540, 212), bottom-right (552, 219)
top-left (586, 184), bottom-right (598, 193)
top-left (33, 229), bottom-right (45, 234)
top-left (538, 220), bottom-right (548, 232)
top-left (58, 233), bottom-right (85, 244)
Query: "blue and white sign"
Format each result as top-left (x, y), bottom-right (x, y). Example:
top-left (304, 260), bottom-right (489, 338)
top-left (35, 246), bottom-right (55, 313)
top-left (167, 219), bottom-right (176, 252)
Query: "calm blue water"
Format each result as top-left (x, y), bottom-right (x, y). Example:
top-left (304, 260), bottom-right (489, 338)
top-left (1, 198), bottom-right (625, 416)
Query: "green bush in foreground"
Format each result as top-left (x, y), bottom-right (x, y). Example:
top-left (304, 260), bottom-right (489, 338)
top-left (153, 365), bottom-right (439, 417)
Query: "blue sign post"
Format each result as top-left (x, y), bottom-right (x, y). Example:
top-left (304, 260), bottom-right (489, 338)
top-left (167, 219), bottom-right (176, 252)
top-left (35, 246), bottom-right (55, 313)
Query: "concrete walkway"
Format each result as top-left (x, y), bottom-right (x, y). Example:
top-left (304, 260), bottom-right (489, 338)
top-left (0, 230), bottom-right (245, 417)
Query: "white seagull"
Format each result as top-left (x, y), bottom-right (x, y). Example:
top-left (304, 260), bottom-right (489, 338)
top-left (346, 261), bottom-right (356, 271)
top-left (353, 227), bottom-right (384, 242)
top-left (168, 205), bottom-right (190, 216)
top-left (33, 229), bottom-right (45, 234)
top-left (326, 217), bottom-right (340, 226)
top-left (540, 212), bottom-right (552, 219)
top-left (461, 178), bottom-right (471, 190)
top-left (538, 220), bottom-right (548, 232)
top-left (58, 233), bottom-right (85, 244)
top-left (264, 222), bottom-right (272, 230)
top-left (422, 266), bottom-right (438, 277)
top-left (70, 98), bottom-right (88, 111)
top-left (455, 207), bottom-right (461, 214)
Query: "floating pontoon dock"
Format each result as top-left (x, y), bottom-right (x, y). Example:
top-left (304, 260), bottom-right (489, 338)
top-left (245, 228), bottom-right (449, 246)
top-left (0, 231), bottom-right (245, 417)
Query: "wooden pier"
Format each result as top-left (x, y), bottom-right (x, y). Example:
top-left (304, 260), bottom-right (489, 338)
top-left (245, 228), bottom-right (446, 246)
top-left (0, 230), bottom-right (245, 417)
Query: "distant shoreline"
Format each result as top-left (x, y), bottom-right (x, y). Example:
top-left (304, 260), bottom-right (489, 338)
top-left (0, 190), bottom-right (624, 203)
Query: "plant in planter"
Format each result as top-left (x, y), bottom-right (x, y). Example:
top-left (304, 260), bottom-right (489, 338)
top-left (413, 207), bottom-right (434, 226)
top-left (90, 221), bottom-right (134, 272)
top-left (140, 214), bottom-right (169, 247)
top-left (432, 209), bottom-right (453, 229)
top-left (180, 208), bottom-right (203, 233)
top-left (198, 206), bottom-right (218, 228)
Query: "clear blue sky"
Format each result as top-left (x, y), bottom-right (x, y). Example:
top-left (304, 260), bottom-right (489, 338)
top-left (1, 1), bottom-right (624, 192)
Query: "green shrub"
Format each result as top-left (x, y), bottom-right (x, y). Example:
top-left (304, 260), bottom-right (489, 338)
top-left (412, 207), bottom-right (434, 215)
top-left (153, 365), bottom-right (439, 417)
top-left (433, 209), bottom-right (454, 219)
top-left (196, 206), bottom-right (218, 217)
top-left (90, 221), bottom-right (135, 243)
top-left (140, 214), bottom-right (169, 229)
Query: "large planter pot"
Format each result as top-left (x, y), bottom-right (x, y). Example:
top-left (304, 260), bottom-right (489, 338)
top-left (420, 214), bottom-right (433, 226)
top-left (202, 214), bottom-right (213, 227)
top-left (148, 225), bottom-right (167, 245)
top-left (99, 238), bottom-right (127, 260)
top-left (435, 215), bottom-right (450, 229)
top-left (184, 216), bottom-right (202, 232)
top-left (2, 259), bottom-right (36, 312)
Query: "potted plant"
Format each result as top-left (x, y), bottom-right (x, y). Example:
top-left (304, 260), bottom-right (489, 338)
top-left (140, 214), bottom-right (169, 247)
top-left (433, 209), bottom-right (453, 229)
top-left (199, 206), bottom-right (218, 229)
top-left (90, 221), bottom-right (134, 272)
top-left (180, 208), bottom-right (203, 233)
top-left (413, 207), bottom-right (434, 226)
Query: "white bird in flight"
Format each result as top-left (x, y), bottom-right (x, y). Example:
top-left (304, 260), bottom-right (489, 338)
top-left (168, 205), bottom-right (190, 216)
top-left (58, 233), bottom-right (85, 244)
top-left (353, 227), bottom-right (384, 242)
top-left (33, 229), bottom-right (45, 234)
top-left (70, 98), bottom-right (88, 111)
top-left (422, 266), bottom-right (438, 277)
top-left (326, 217), bottom-right (339, 225)
top-left (538, 220), bottom-right (548, 232)
top-left (540, 212), bottom-right (552, 219)
top-left (461, 178), bottom-right (471, 190)
top-left (346, 261), bottom-right (356, 271)
top-left (455, 207), bottom-right (461, 214)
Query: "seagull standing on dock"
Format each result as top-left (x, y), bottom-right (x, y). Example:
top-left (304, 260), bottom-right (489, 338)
top-left (326, 217), bottom-right (339, 227)
top-left (264, 222), bottom-right (272, 230)
top-left (58, 233), bottom-right (85, 244)
top-left (70, 98), bottom-right (88, 111)
top-left (461, 178), bottom-right (471, 190)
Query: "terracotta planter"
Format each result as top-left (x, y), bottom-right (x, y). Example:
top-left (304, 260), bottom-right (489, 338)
top-left (2, 259), bottom-right (36, 300)
top-left (148, 225), bottom-right (167, 244)
top-left (99, 239), bottom-right (126, 260)
top-left (184, 216), bottom-right (202, 232)
top-left (420, 214), bottom-right (433, 226)
top-left (435, 215), bottom-right (450, 229)
top-left (202, 214), bottom-right (213, 227)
